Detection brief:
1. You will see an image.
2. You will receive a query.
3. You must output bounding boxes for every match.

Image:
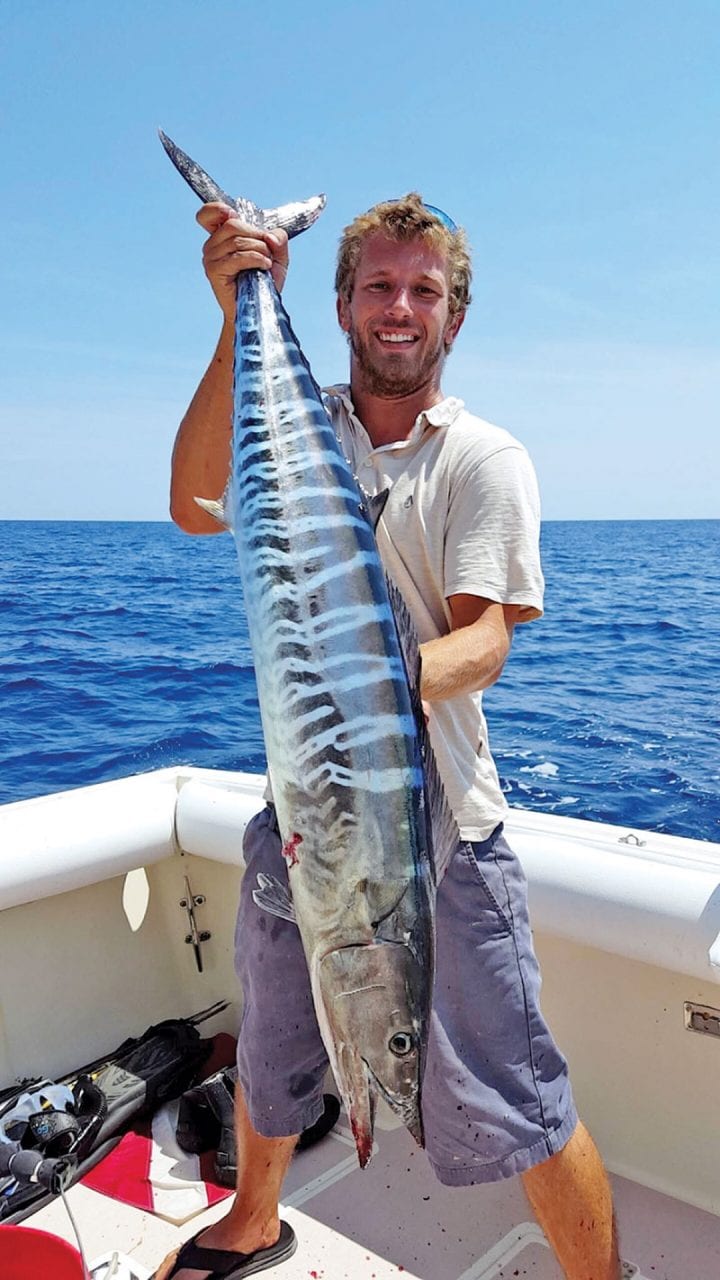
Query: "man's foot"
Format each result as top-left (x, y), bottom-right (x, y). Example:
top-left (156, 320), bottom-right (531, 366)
top-left (152, 1219), bottom-right (296, 1280)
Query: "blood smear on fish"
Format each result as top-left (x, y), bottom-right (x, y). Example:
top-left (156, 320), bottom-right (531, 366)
top-left (282, 832), bottom-right (303, 865)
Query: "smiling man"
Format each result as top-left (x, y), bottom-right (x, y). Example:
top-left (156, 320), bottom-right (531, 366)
top-left (336, 220), bottom-right (465, 404)
top-left (160, 196), bottom-right (621, 1280)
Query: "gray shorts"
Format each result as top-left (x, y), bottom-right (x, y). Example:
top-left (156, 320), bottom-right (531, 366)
top-left (235, 806), bottom-right (577, 1186)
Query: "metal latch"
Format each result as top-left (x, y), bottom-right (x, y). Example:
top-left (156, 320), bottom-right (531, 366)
top-left (684, 1002), bottom-right (720, 1038)
top-left (180, 875), bottom-right (211, 973)
top-left (618, 832), bottom-right (646, 847)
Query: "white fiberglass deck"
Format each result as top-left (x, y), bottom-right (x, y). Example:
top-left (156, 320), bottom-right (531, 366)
top-left (29, 1096), bottom-right (720, 1279)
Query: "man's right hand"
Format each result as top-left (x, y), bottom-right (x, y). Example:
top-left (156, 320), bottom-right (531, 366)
top-left (197, 203), bottom-right (290, 324)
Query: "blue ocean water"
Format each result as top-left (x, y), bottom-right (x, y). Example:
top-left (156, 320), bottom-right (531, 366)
top-left (0, 519), bottom-right (718, 843)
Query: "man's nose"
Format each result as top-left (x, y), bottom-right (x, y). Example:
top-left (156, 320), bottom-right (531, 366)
top-left (385, 286), bottom-right (413, 318)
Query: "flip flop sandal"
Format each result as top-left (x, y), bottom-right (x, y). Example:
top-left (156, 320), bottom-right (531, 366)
top-left (159, 1220), bottom-right (297, 1278)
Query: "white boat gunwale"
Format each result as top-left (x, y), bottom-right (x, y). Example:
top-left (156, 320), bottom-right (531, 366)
top-left (2, 766), bottom-right (719, 985)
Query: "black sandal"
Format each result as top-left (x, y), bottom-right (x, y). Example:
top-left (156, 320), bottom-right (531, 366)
top-left (158, 1220), bottom-right (297, 1278)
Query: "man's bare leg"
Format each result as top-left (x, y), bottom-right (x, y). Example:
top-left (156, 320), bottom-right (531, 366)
top-left (521, 1121), bottom-right (620, 1279)
top-left (153, 1084), bottom-right (297, 1280)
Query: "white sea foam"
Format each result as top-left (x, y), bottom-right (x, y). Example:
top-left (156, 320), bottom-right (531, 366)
top-left (521, 761), bottom-right (559, 778)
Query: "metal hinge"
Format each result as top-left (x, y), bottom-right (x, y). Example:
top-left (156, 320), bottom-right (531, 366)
top-left (684, 1002), bottom-right (720, 1038)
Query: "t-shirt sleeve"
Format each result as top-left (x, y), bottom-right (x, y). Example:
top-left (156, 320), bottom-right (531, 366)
top-left (443, 443), bottom-right (544, 621)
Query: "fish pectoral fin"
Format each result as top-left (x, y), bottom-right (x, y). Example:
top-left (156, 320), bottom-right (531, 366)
top-left (365, 879), bottom-right (407, 930)
top-left (252, 873), bottom-right (296, 924)
top-left (358, 487), bottom-right (390, 534)
top-left (263, 196), bottom-right (326, 240)
top-left (194, 494), bottom-right (232, 531)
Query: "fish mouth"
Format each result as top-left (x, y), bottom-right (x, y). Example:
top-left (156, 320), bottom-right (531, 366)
top-left (315, 942), bottom-right (428, 1168)
top-left (365, 1059), bottom-right (424, 1149)
top-left (338, 1045), bottom-right (424, 1169)
top-left (340, 1045), bottom-right (376, 1169)
top-left (338, 1039), bottom-right (422, 1172)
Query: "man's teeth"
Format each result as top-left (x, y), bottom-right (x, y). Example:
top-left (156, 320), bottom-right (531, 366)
top-left (378, 333), bottom-right (416, 343)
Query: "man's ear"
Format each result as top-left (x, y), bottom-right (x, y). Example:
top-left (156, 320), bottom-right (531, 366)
top-left (444, 308), bottom-right (465, 351)
top-left (336, 294), bottom-right (351, 334)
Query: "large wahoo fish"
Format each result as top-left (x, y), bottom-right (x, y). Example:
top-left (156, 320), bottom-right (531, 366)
top-left (160, 133), bottom-right (457, 1166)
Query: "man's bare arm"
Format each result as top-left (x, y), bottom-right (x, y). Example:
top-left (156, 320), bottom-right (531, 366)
top-left (420, 595), bottom-right (522, 702)
top-left (170, 322), bottom-right (234, 533)
top-left (169, 203), bottom-right (289, 534)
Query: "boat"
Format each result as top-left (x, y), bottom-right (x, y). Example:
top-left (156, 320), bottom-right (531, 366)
top-left (1, 765), bottom-right (719, 1277)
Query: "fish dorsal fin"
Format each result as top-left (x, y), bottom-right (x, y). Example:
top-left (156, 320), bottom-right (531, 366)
top-left (385, 575), bottom-right (459, 881)
top-left (359, 486), bottom-right (389, 533)
top-left (194, 489), bottom-right (232, 531)
top-left (263, 195), bottom-right (327, 240)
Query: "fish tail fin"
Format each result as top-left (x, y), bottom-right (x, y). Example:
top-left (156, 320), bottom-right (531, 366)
top-left (158, 130), bottom-right (239, 210)
top-left (262, 195), bottom-right (326, 240)
top-left (159, 129), bottom-right (325, 237)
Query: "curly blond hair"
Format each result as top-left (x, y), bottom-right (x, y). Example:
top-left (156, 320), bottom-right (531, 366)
top-left (335, 193), bottom-right (472, 319)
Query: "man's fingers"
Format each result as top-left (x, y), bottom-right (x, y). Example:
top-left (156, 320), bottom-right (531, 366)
top-left (204, 232), bottom-right (272, 260)
top-left (265, 229), bottom-right (289, 292)
top-left (196, 202), bottom-right (235, 232)
top-left (196, 207), bottom-right (291, 296)
top-left (202, 220), bottom-right (284, 264)
top-left (205, 248), bottom-right (274, 279)
top-left (267, 227), bottom-right (289, 256)
top-left (197, 206), bottom-right (286, 255)
top-left (203, 233), bottom-right (274, 274)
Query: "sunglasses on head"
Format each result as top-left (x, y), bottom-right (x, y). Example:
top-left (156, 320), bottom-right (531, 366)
top-left (421, 203), bottom-right (459, 233)
top-left (386, 200), bottom-right (459, 233)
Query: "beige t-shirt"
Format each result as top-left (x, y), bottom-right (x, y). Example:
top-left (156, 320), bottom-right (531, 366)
top-left (324, 385), bottom-right (545, 842)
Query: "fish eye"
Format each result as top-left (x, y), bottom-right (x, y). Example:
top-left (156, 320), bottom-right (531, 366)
top-left (388, 1032), bottom-right (414, 1057)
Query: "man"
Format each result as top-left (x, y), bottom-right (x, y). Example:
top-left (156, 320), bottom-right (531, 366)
top-left (157, 195), bottom-right (620, 1280)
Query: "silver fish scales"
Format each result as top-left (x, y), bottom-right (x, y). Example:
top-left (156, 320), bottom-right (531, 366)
top-left (161, 133), bottom-right (456, 1166)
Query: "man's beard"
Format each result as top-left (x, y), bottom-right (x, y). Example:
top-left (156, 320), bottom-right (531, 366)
top-left (349, 325), bottom-right (446, 399)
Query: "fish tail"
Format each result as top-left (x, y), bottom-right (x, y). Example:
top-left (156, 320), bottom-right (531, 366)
top-left (262, 196), bottom-right (326, 240)
top-left (158, 130), bottom-right (239, 211)
top-left (159, 129), bottom-right (325, 237)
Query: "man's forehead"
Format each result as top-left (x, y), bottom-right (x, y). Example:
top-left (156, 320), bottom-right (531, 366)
top-left (355, 231), bottom-right (449, 278)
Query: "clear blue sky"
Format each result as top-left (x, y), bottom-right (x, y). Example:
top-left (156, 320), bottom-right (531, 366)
top-left (1, 2), bottom-right (718, 520)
